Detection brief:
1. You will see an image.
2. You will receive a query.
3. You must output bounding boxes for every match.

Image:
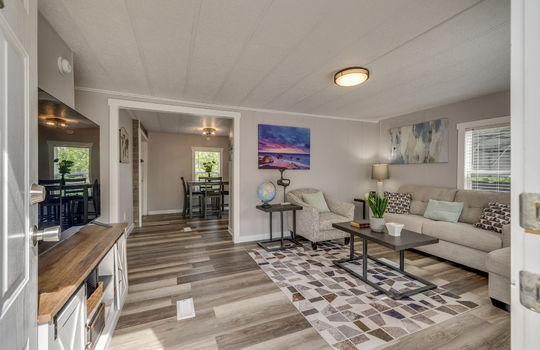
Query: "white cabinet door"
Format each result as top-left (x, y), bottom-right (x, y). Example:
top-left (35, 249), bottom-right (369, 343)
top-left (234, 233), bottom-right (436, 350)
top-left (0, 1), bottom-right (39, 349)
top-left (54, 286), bottom-right (86, 350)
top-left (114, 233), bottom-right (128, 309)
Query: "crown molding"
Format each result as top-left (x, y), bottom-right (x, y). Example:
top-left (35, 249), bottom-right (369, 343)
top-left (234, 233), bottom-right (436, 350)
top-left (75, 86), bottom-right (378, 123)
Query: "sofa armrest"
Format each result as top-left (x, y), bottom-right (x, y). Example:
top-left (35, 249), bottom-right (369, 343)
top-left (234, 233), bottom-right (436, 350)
top-left (324, 194), bottom-right (354, 220)
top-left (502, 224), bottom-right (511, 248)
top-left (286, 193), bottom-right (320, 235)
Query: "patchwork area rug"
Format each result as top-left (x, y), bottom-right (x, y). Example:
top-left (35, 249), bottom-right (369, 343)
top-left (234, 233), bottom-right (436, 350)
top-left (248, 242), bottom-right (479, 350)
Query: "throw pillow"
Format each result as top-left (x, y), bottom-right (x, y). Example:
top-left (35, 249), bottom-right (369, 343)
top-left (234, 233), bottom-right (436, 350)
top-left (384, 192), bottom-right (412, 214)
top-left (423, 199), bottom-right (464, 223)
top-left (474, 201), bottom-right (511, 233)
top-left (302, 192), bottom-right (330, 213)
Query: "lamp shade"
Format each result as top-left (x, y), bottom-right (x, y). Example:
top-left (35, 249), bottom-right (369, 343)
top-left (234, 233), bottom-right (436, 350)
top-left (371, 164), bottom-right (389, 181)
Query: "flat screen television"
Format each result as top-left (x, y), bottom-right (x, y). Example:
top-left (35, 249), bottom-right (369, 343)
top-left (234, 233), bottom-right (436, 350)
top-left (37, 89), bottom-right (101, 249)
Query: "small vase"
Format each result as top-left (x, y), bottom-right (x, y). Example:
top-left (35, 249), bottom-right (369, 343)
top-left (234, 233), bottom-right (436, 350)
top-left (60, 173), bottom-right (66, 185)
top-left (370, 217), bottom-right (385, 232)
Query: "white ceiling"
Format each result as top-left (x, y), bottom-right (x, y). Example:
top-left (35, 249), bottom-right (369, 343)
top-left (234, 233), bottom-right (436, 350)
top-left (124, 109), bottom-right (232, 136)
top-left (39, 0), bottom-right (510, 121)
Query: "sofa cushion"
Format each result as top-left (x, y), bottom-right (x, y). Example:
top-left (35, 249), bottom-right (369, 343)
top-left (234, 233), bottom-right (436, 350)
top-left (384, 192), bottom-right (412, 214)
top-left (474, 201), bottom-right (511, 233)
top-left (455, 190), bottom-right (510, 224)
top-left (486, 247), bottom-right (510, 278)
top-left (423, 199), bottom-right (464, 223)
top-left (384, 213), bottom-right (434, 233)
top-left (422, 220), bottom-right (502, 252)
top-left (319, 212), bottom-right (350, 231)
top-left (398, 185), bottom-right (457, 216)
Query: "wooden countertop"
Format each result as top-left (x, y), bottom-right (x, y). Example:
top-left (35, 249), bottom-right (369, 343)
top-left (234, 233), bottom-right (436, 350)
top-left (38, 223), bottom-right (127, 324)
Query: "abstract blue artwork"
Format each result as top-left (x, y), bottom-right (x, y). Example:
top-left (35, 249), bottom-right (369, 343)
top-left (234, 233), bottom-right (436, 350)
top-left (258, 124), bottom-right (310, 169)
top-left (389, 118), bottom-right (449, 164)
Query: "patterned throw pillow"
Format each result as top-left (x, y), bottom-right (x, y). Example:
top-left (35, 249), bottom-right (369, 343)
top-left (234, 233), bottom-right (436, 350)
top-left (474, 201), bottom-right (511, 233)
top-left (384, 192), bottom-right (412, 214)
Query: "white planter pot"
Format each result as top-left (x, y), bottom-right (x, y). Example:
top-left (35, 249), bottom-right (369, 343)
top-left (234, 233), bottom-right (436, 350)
top-left (370, 217), bottom-right (385, 232)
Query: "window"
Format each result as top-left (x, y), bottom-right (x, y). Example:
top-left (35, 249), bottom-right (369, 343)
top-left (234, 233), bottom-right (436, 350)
top-left (457, 117), bottom-right (510, 192)
top-left (192, 147), bottom-right (223, 180)
top-left (49, 142), bottom-right (92, 181)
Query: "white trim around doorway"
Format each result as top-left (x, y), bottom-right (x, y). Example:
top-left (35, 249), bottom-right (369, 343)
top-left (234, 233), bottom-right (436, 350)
top-left (108, 99), bottom-right (241, 243)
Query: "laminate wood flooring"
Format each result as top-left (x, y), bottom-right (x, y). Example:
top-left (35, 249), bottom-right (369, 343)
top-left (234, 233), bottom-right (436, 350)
top-left (109, 214), bottom-right (509, 350)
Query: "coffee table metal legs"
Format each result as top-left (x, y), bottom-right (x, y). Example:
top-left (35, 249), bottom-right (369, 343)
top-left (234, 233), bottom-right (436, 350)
top-left (257, 210), bottom-right (302, 252)
top-left (333, 236), bottom-right (437, 300)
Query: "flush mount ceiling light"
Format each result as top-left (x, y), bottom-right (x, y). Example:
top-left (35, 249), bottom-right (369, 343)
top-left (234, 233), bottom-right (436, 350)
top-left (334, 67), bottom-right (369, 87)
top-left (45, 117), bottom-right (68, 128)
top-left (202, 128), bottom-right (216, 137)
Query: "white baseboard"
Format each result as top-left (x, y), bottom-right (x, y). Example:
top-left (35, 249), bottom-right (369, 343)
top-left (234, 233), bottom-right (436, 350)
top-left (148, 209), bottom-right (183, 215)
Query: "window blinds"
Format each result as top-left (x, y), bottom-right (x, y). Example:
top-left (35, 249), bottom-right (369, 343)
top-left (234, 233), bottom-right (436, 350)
top-left (464, 124), bottom-right (511, 192)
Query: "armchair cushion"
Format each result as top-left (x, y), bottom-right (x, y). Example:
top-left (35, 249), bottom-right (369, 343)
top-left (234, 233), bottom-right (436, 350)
top-left (302, 191), bottom-right (330, 213)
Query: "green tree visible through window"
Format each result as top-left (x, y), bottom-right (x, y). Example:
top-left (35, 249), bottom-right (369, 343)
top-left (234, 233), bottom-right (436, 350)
top-left (194, 151), bottom-right (220, 180)
top-left (54, 146), bottom-right (90, 180)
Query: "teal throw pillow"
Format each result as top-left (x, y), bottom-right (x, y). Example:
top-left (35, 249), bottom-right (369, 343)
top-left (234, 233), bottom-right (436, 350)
top-left (424, 199), bottom-right (464, 223)
top-left (302, 192), bottom-right (330, 213)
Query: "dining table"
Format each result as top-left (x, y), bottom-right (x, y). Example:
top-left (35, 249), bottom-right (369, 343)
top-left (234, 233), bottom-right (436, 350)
top-left (187, 180), bottom-right (229, 219)
top-left (42, 183), bottom-right (93, 225)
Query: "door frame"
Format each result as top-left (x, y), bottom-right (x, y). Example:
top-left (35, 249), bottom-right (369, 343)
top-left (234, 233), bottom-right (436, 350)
top-left (108, 99), bottom-right (241, 242)
top-left (511, 0), bottom-right (540, 347)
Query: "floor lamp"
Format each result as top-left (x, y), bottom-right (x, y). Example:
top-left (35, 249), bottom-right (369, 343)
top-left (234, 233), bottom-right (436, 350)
top-left (372, 164), bottom-right (389, 196)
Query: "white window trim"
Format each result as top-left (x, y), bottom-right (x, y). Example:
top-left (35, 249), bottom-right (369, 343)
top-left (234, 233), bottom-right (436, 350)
top-left (47, 140), bottom-right (94, 181)
top-left (456, 116), bottom-right (510, 190)
top-left (191, 147), bottom-right (223, 181)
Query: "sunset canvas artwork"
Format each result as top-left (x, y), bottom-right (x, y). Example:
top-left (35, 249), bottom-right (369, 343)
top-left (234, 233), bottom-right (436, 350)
top-left (258, 124), bottom-right (310, 170)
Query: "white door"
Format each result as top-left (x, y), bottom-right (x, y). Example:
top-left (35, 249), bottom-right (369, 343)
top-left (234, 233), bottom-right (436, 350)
top-left (511, 0), bottom-right (540, 348)
top-left (0, 0), bottom-right (38, 349)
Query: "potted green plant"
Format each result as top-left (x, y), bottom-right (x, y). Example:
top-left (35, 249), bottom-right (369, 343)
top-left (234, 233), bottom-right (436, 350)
top-left (202, 160), bottom-right (216, 177)
top-left (367, 192), bottom-right (388, 232)
top-left (54, 158), bottom-right (74, 183)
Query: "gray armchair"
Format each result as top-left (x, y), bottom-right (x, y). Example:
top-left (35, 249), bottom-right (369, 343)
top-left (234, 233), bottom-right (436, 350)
top-left (286, 188), bottom-right (354, 249)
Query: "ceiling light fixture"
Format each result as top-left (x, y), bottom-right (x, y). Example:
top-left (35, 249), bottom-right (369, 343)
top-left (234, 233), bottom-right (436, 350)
top-left (45, 117), bottom-right (68, 128)
top-left (202, 127), bottom-right (216, 137)
top-left (334, 67), bottom-right (369, 87)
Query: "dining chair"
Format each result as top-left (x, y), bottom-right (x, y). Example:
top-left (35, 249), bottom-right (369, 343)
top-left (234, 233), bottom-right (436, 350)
top-left (38, 179), bottom-right (62, 226)
top-left (181, 177), bottom-right (203, 218)
top-left (87, 179), bottom-right (101, 219)
top-left (200, 181), bottom-right (222, 218)
top-left (220, 182), bottom-right (229, 212)
top-left (62, 178), bottom-right (88, 225)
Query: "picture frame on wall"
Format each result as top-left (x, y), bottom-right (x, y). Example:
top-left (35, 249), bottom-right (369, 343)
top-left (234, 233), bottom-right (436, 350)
top-left (119, 127), bottom-right (129, 163)
top-left (258, 124), bottom-right (310, 170)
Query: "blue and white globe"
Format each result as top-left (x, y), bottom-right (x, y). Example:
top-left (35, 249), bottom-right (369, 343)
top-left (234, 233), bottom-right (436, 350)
top-left (257, 181), bottom-right (276, 207)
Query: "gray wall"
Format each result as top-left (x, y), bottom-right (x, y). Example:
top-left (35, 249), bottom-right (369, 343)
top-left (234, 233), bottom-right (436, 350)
top-left (74, 89), bottom-right (378, 238)
top-left (147, 132), bottom-right (231, 213)
top-left (38, 13), bottom-right (75, 108)
top-left (377, 91), bottom-right (510, 192)
top-left (118, 110), bottom-right (133, 225)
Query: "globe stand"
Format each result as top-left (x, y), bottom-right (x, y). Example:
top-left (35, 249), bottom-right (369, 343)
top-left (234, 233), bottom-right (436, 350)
top-left (261, 201), bottom-right (272, 209)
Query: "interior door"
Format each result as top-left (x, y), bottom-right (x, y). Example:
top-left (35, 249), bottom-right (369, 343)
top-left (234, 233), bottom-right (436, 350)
top-left (0, 1), bottom-right (38, 349)
top-left (511, 0), bottom-right (540, 348)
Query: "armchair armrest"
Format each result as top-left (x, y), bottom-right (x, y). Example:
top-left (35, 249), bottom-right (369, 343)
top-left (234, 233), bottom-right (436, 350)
top-left (286, 192), bottom-right (320, 236)
top-left (324, 194), bottom-right (354, 220)
top-left (502, 224), bottom-right (511, 248)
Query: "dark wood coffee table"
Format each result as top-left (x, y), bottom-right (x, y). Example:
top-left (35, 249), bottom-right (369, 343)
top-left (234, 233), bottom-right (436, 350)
top-left (332, 222), bottom-right (439, 300)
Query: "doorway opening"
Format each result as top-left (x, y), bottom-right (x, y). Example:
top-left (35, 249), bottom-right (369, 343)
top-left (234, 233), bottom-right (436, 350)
top-left (108, 99), bottom-right (240, 242)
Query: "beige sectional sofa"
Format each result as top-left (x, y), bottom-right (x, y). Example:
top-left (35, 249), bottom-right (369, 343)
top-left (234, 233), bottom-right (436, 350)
top-left (385, 185), bottom-right (510, 273)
